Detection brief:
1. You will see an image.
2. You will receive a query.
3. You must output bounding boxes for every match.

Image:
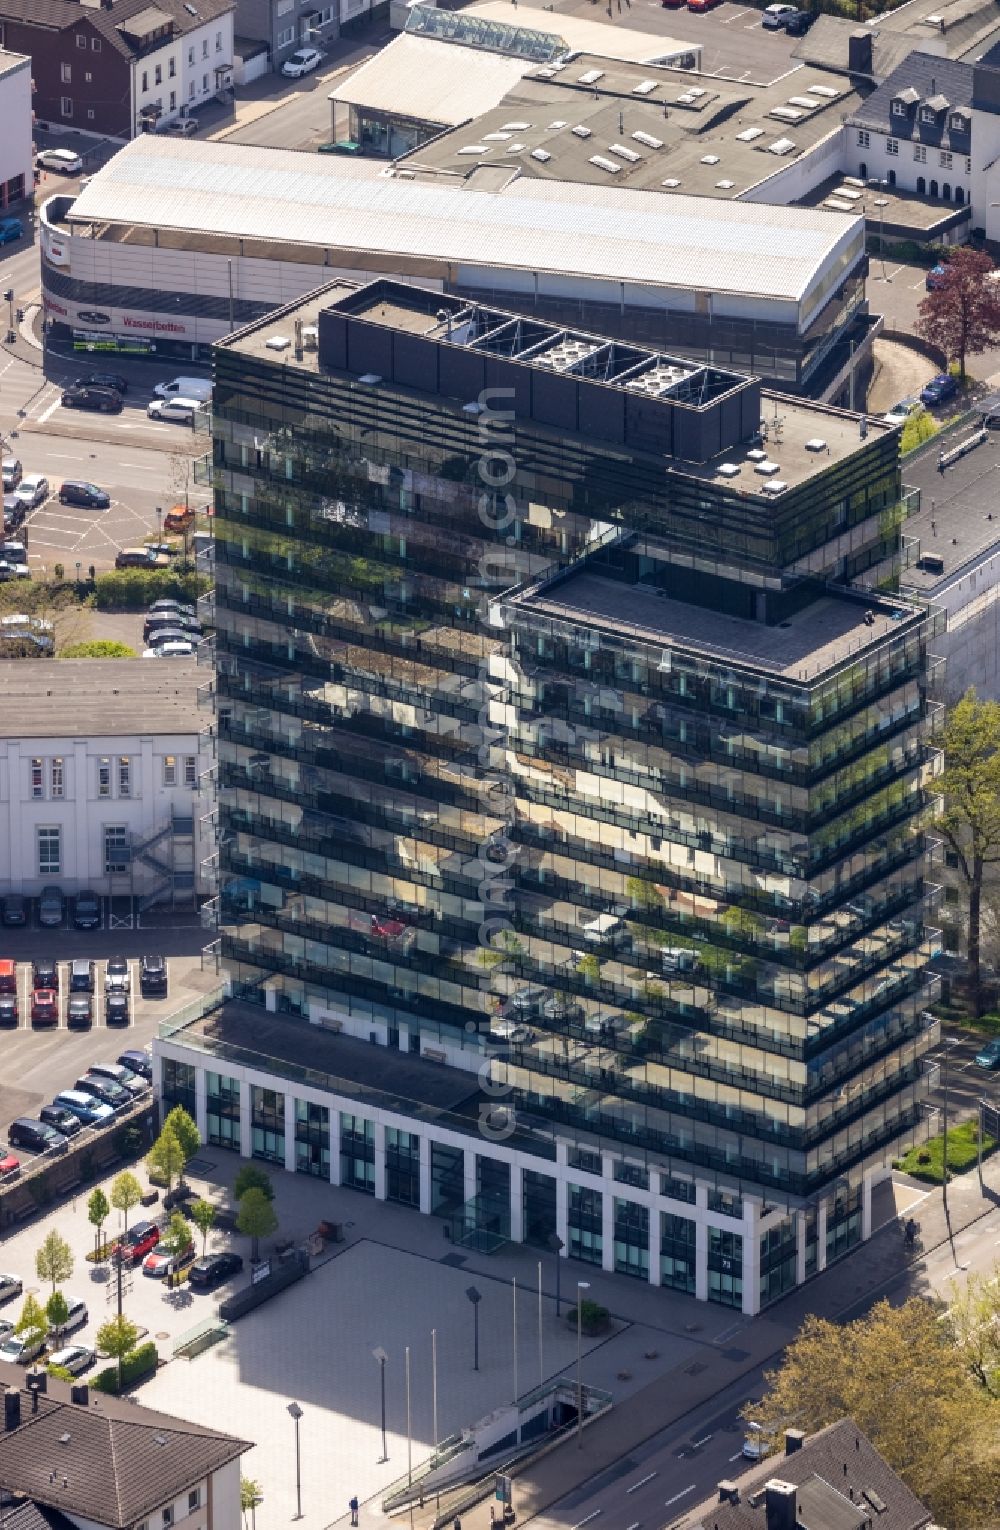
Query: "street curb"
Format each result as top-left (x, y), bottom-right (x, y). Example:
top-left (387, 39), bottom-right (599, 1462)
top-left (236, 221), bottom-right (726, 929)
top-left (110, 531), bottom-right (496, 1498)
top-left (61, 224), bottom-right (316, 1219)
top-left (18, 418), bottom-right (203, 455)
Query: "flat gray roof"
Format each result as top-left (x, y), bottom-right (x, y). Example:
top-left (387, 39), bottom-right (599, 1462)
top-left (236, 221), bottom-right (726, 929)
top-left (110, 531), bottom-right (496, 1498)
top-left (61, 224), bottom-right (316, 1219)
top-left (900, 421), bottom-right (1000, 592)
top-left (0, 659), bottom-right (200, 739)
top-left (796, 171), bottom-right (972, 233)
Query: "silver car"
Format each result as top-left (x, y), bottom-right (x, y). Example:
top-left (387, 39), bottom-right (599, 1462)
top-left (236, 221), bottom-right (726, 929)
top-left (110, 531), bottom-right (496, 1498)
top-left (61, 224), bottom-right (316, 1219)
top-left (48, 1344), bottom-right (95, 1375)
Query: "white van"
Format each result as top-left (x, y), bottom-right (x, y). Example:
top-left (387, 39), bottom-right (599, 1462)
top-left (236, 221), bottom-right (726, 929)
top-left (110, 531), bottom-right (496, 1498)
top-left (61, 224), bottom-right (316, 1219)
top-left (153, 376), bottom-right (213, 403)
top-left (49, 1295), bottom-right (88, 1339)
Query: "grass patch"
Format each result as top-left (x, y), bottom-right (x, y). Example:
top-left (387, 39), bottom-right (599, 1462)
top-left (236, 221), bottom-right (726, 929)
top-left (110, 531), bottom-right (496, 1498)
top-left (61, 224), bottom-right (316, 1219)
top-left (895, 1118), bottom-right (997, 1183)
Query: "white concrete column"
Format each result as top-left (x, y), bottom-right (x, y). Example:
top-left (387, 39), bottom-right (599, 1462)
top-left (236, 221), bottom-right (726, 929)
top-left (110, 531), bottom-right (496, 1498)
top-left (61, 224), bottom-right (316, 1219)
top-left (328, 1108), bottom-right (341, 1186)
top-left (695, 1183), bottom-right (709, 1303)
top-left (648, 1205), bottom-right (661, 1287)
top-left (193, 1067), bottom-right (208, 1144)
top-left (373, 1122), bottom-right (387, 1200)
top-left (463, 1146), bottom-right (477, 1206)
top-left (283, 1092), bottom-right (297, 1175)
top-left (556, 1178), bottom-right (569, 1255)
top-left (741, 1197), bottom-right (761, 1318)
top-left (397, 1023), bottom-right (409, 1052)
top-left (238, 1080), bottom-right (252, 1158)
top-left (418, 1134), bottom-right (431, 1214)
top-left (509, 1160), bottom-right (524, 1243)
top-left (795, 1212), bottom-right (807, 1286)
top-left (861, 1174), bottom-right (873, 1241)
top-left (816, 1199), bottom-right (828, 1273)
top-left (152, 1049), bottom-right (165, 1107)
top-left (601, 1187), bottom-right (615, 1273)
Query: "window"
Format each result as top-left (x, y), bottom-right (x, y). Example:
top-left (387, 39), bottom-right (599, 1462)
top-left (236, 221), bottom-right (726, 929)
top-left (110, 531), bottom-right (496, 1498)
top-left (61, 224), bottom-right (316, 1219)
top-left (51, 758), bottom-right (64, 799)
top-left (215, 29), bottom-right (222, 49)
top-left (104, 825), bottom-right (128, 875)
top-left (921, 106), bottom-right (936, 122)
top-left (856, 129), bottom-right (869, 148)
top-left (163, 755), bottom-right (177, 786)
top-left (98, 758), bottom-right (112, 798)
top-left (184, 755), bottom-right (197, 786)
top-left (169, 56), bottom-right (176, 76)
top-left (85, 71), bottom-right (92, 81)
top-left (886, 137), bottom-right (898, 155)
top-left (189, 81), bottom-right (196, 99)
top-left (202, 38), bottom-right (209, 57)
top-left (162, 1509), bottom-right (173, 1528)
top-left (967, 156), bottom-right (972, 173)
top-left (61, 62), bottom-right (72, 83)
top-left (30, 759), bottom-right (43, 799)
top-left (37, 827), bottom-right (60, 878)
top-left (914, 144), bottom-right (926, 162)
top-left (154, 63), bottom-right (162, 84)
top-left (91, 35), bottom-right (101, 50)
top-left (87, 108), bottom-right (94, 119)
top-left (277, 26), bottom-right (295, 45)
top-left (61, 97), bottom-right (73, 117)
top-left (188, 45), bottom-right (195, 64)
top-left (118, 756), bottom-right (131, 797)
top-left (170, 89), bottom-right (176, 108)
top-left (141, 70), bottom-right (148, 92)
top-left (940, 150), bottom-right (953, 168)
top-left (76, 32), bottom-right (87, 48)
top-left (890, 98), bottom-right (905, 115)
top-left (202, 72), bottom-right (209, 91)
top-left (188, 1490), bottom-right (201, 1514)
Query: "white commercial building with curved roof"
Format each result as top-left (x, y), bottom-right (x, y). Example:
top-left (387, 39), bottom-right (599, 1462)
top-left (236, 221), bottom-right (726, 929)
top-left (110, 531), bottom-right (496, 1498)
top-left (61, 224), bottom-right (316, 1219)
top-left (40, 135), bottom-right (868, 394)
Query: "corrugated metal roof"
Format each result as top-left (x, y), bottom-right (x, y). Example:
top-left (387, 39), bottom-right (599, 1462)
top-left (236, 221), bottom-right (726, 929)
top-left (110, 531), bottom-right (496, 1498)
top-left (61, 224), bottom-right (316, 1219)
top-left (329, 34), bottom-right (536, 125)
top-left (68, 137), bottom-right (862, 304)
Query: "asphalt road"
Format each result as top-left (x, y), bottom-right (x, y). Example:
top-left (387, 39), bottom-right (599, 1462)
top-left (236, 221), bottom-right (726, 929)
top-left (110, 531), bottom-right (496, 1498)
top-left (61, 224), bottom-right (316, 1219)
top-left (871, 257), bottom-right (1000, 384)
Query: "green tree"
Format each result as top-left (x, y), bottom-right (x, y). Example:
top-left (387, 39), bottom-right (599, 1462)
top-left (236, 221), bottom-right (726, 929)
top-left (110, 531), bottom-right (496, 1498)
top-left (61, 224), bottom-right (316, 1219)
top-left (577, 953), bottom-right (601, 985)
top-left (16, 1294), bottom-right (46, 1341)
top-left (35, 1230), bottom-right (74, 1293)
top-left (97, 1313), bottom-right (139, 1392)
top-left (45, 1290), bottom-right (69, 1340)
top-left (745, 1296), bottom-right (1000, 1529)
top-left (160, 1210), bottom-right (193, 1263)
top-left (163, 1105), bottom-right (201, 1171)
top-left (60, 641), bottom-right (136, 659)
top-left (110, 1169), bottom-right (143, 1235)
top-left (935, 691), bottom-right (1000, 1013)
top-left (87, 1187), bottom-right (110, 1259)
top-left (240, 1478), bottom-right (263, 1530)
top-left (236, 1186), bottom-right (278, 1261)
top-left (234, 1164), bottom-right (274, 1202)
top-left (944, 1267), bottom-right (1000, 1396)
top-left (190, 1198), bottom-right (216, 1256)
top-left (900, 405), bottom-right (938, 455)
top-left (147, 1124), bottom-right (185, 1194)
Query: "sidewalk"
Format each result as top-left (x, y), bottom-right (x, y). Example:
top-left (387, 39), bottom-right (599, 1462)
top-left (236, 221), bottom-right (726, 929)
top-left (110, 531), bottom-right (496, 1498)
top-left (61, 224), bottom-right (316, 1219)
top-left (361, 1160), bottom-right (1000, 1530)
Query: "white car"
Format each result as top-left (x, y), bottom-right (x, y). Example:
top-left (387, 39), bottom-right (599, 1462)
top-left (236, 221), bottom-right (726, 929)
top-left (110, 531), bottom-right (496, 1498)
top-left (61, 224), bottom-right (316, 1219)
top-left (14, 473), bottom-right (49, 509)
top-left (48, 1344), bottom-right (95, 1376)
top-left (161, 116), bottom-right (197, 136)
top-left (281, 46), bottom-right (323, 77)
top-left (36, 148), bottom-right (84, 175)
top-left (142, 640), bottom-right (197, 658)
top-left (147, 397), bottom-right (204, 425)
top-left (0, 1331), bottom-right (45, 1365)
top-left (761, 2), bottom-right (797, 23)
top-left (882, 397), bottom-right (922, 427)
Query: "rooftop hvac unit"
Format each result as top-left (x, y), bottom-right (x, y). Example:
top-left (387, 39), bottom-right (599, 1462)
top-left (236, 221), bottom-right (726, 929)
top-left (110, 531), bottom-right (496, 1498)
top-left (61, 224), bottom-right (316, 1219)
top-left (302, 327), bottom-right (319, 351)
top-left (762, 480), bottom-right (788, 495)
top-left (804, 438), bottom-right (827, 452)
top-left (265, 335), bottom-right (290, 351)
top-left (754, 460), bottom-right (780, 476)
top-left (717, 463), bottom-right (741, 478)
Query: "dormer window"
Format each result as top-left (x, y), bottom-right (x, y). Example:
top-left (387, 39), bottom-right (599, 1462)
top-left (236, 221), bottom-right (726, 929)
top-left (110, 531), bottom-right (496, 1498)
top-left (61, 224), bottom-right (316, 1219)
top-left (951, 111), bottom-right (969, 130)
top-left (921, 107), bottom-right (936, 122)
top-left (891, 99), bottom-right (906, 115)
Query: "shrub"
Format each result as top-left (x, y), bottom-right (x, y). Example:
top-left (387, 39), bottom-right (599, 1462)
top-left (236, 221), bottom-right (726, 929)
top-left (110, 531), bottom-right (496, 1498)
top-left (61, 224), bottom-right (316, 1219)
top-left (47, 1365), bottom-right (75, 1383)
top-left (92, 1341), bottom-right (158, 1394)
top-left (61, 640), bottom-right (136, 659)
top-left (900, 408), bottom-right (939, 455)
top-left (93, 568), bottom-right (209, 611)
top-left (566, 1298), bottom-right (611, 1335)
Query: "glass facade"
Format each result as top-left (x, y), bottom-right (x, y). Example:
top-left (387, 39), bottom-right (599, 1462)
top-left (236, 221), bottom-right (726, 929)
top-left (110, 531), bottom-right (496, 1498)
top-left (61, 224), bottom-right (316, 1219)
top-left (206, 1070), bottom-right (240, 1150)
top-left (613, 1197), bottom-right (649, 1280)
top-left (386, 1127), bottom-right (420, 1206)
top-left (660, 1211), bottom-right (697, 1294)
top-left (251, 1085), bottom-right (284, 1164)
top-left (205, 280), bottom-right (940, 1298)
top-left (707, 1227), bottom-right (743, 1308)
top-left (162, 1059), bottom-right (196, 1117)
top-left (295, 1099), bottom-right (330, 1177)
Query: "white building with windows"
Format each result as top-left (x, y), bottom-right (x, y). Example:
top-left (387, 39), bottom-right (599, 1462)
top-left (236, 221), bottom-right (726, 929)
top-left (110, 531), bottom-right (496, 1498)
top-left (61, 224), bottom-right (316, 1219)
top-left (0, 50), bottom-right (32, 214)
top-left (0, 660), bottom-right (208, 905)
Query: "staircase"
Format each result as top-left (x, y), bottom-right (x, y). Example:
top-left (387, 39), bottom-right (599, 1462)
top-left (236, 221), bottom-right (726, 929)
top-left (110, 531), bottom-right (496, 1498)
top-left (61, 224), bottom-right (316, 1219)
top-left (130, 813), bottom-right (197, 912)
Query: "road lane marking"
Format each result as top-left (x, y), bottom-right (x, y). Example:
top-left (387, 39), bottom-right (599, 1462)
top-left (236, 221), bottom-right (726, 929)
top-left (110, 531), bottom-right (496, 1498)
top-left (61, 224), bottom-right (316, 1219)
top-left (572, 1513), bottom-right (603, 1529)
top-left (37, 398), bottom-right (62, 424)
top-left (627, 1474), bottom-right (657, 1494)
top-left (665, 1487), bottom-right (696, 1508)
top-left (692, 1435), bottom-right (713, 1448)
top-left (729, 1451), bottom-right (745, 1462)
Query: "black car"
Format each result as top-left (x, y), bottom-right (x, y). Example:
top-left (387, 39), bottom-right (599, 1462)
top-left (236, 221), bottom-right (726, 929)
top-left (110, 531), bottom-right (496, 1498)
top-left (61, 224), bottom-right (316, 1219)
top-left (2, 495), bottom-right (23, 534)
top-left (139, 955), bottom-right (168, 998)
top-left (117, 1047), bottom-right (151, 1079)
top-left (783, 8), bottom-right (814, 31)
top-left (59, 482), bottom-right (111, 510)
top-left (61, 385), bottom-right (123, 414)
top-left (69, 959), bottom-right (96, 993)
top-left (105, 992), bottom-right (130, 1027)
top-left (76, 372), bottom-right (128, 395)
top-left (32, 957), bottom-right (57, 991)
top-left (71, 889), bottom-right (101, 929)
top-left (66, 994), bottom-right (93, 1030)
top-left (148, 599), bottom-right (197, 618)
top-left (0, 995), bottom-right (17, 1028)
top-left (74, 1074), bottom-right (128, 1110)
top-left (0, 894), bottom-right (25, 927)
top-left (188, 1251), bottom-right (243, 1289)
top-left (8, 1118), bottom-right (67, 1154)
top-left (39, 1104), bottom-right (83, 1138)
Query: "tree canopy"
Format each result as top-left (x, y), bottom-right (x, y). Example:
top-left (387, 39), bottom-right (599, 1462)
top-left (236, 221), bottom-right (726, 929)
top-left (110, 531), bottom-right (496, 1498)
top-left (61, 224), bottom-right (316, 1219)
top-left (936, 690), bottom-right (1000, 1011)
top-left (234, 1163), bottom-right (274, 1202)
top-left (35, 1230), bottom-right (73, 1293)
top-left (236, 1187), bottom-right (278, 1259)
top-left (917, 247), bottom-right (1000, 377)
top-left (190, 1198), bottom-right (217, 1255)
top-left (110, 1170), bottom-right (143, 1232)
top-left (147, 1124), bottom-right (185, 1193)
top-left (163, 1104), bottom-right (201, 1166)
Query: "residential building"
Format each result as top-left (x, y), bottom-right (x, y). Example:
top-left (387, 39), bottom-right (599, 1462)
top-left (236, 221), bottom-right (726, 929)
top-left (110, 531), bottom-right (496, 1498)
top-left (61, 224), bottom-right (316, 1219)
top-left (232, 0), bottom-right (338, 72)
top-left (0, 0), bottom-right (234, 142)
top-left (677, 1419), bottom-right (932, 1530)
top-left (0, 659), bottom-right (208, 905)
top-left (39, 133), bottom-right (870, 396)
top-left (0, 1364), bottom-right (250, 1530)
top-left (156, 278), bottom-right (943, 1318)
top-left (0, 49), bottom-right (32, 212)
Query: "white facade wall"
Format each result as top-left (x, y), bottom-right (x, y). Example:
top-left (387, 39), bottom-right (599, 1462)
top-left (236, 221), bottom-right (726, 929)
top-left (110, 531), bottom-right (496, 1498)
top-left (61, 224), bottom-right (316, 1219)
top-left (63, 1467), bottom-right (240, 1530)
top-left (0, 55), bottom-right (34, 209)
top-left (848, 120), bottom-right (974, 240)
top-left (0, 729), bottom-right (204, 895)
top-left (177, 12), bottom-right (235, 116)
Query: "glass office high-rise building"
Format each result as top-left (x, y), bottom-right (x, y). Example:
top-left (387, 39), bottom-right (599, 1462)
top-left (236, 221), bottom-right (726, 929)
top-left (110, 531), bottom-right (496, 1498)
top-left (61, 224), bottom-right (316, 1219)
top-left (160, 279), bottom-right (943, 1316)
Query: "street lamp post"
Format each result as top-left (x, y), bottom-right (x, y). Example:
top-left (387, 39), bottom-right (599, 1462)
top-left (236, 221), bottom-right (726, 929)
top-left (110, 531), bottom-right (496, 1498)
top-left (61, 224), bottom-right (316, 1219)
top-left (286, 1401), bottom-right (303, 1521)
top-left (372, 1347), bottom-right (388, 1462)
top-left (874, 189), bottom-right (889, 280)
top-left (575, 1281), bottom-right (590, 1449)
top-left (549, 1232), bottom-right (564, 1316)
top-left (405, 1345), bottom-right (412, 1489)
top-left (466, 1285), bottom-right (482, 1371)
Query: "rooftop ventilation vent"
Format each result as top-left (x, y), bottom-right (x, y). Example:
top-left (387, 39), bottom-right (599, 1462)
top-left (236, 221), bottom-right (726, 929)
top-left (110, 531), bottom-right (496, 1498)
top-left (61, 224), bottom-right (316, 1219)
top-left (609, 142), bottom-right (642, 161)
top-left (531, 148), bottom-right (552, 162)
top-left (762, 479), bottom-right (787, 495)
top-left (590, 155), bottom-right (621, 174)
top-left (457, 145), bottom-right (489, 155)
top-left (572, 124), bottom-right (592, 137)
top-left (534, 66), bottom-right (556, 77)
top-left (717, 463), bottom-right (741, 478)
top-left (736, 126), bottom-right (763, 141)
top-left (700, 153), bottom-right (720, 165)
top-left (804, 438), bottom-right (828, 452)
top-left (715, 179), bottom-right (735, 189)
top-left (687, 86), bottom-right (706, 97)
top-left (677, 92), bottom-right (699, 105)
top-left (768, 137), bottom-right (797, 155)
top-left (747, 448), bottom-right (767, 462)
top-left (548, 119), bottom-right (567, 128)
top-left (808, 83), bottom-right (839, 97)
top-left (787, 95), bottom-right (820, 109)
top-left (632, 130), bottom-right (663, 149)
top-left (501, 120), bottom-right (530, 130)
top-left (834, 185), bottom-right (862, 199)
top-left (770, 106), bottom-right (803, 121)
top-left (509, 142), bottom-right (526, 151)
top-left (754, 460), bottom-right (781, 476)
top-left (633, 79), bottom-right (658, 94)
top-left (265, 335), bottom-right (290, 351)
top-left (302, 326), bottom-right (318, 351)
top-left (661, 177), bottom-right (681, 187)
top-left (483, 131), bottom-right (513, 141)
top-left (579, 69), bottom-right (604, 83)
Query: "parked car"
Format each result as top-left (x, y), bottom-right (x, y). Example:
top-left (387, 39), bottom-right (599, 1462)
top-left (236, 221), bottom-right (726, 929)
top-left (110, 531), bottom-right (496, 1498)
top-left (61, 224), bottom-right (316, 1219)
top-left (147, 397), bottom-right (204, 425)
top-left (317, 140), bottom-right (361, 155)
top-left (2, 495), bottom-right (23, 534)
top-left (115, 547), bottom-right (170, 570)
top-left (114, 1221), bottom-right (160, 1263)
top-left (143, 640), bottom-right (196, 659)
top-left (153, 377), bottom-right (213, 403)
top-left (140, 955), bottom-right (168, 998)
top-left (76, 372), bottom-right (128, 395)
top-left (143, 1242), bottom-right (194, 1277)
top-left (47, 1297), bottom-right (88, 1340)
top-left (0, 1331), bottom-right (45, 1364)
top-left (762, 3), bottom-right (797, 24)
top-left (118, 1048), bottom-right (152, 1080)
top-left (882, 397), bottom-right (921, 428)
top-left (48, 1343), bottom-right (95, 1375)
top-left (32, 957), bottom-right (57, 990)
top-left (31, 990), bottom-right (58, 1026)
top-left (975, 1038), bottom-right (1000, 1069)
top-left (145, 624), bottom-right (200, 651)
top-left (1, 459), bottom-right (21, 492)
top-left (8, 1117), bottom-right (65, 1154)
top-left (71, 890), bottom-right (101, 930)
top-left (686, 0), bottom-right (722, 12)
top-left (163, 505), bottom-right (197, 534)
top-left (59, 481), bottom-right (111, 509)
top-left (926, 263), bottom-right (948, 291)
top-left (0, 894), bottom-right (26, 928)
top-left (0, 961), bottom-right (15, 994)
top-left (188, 1251), bottom-right (243, 1289)
top-left (105, 955), bottom-right (131, 993)
top-left (0, 1274), bottom-right (22, 1305)
top-left (14, 474), bottom-right (49, 510)
top-left (66, 994), bottom-right (93, 1030)
top-left (105, 991), bottom-right (130, 1027)
top-left (39, 1104), bottom-right (83, 1138)
top-left (36, 147), bottom-right (83, 174)
top-left (61, 385), bottom-right (123, 414)
top-left (143, 612), bottom-right (201, 643)
top-left (0, 1154), bottom-right (20, 1179)
top-left (37, 885), bottom-right (64, 927)
top-left (0, 995), bottom-right (17, 1028)
top-left (88, 1062), bottom-right (146, 1097)
top-left (69, 958), bottom-right (96, 993)
top-left (0, 217), bottom-right (22, 246)
top-left (783, 10), bottom-right (815, 33)
top-left (161, 115), bottom-right (198, 135)
top-left (51, 1090), bottom-right (115, 1127)
top-left (921, 373), bottom-right (959, 406)
top-left (148, 598), bottom-right (197, 618)
top-left (75, 1074), bottom-right (129, 1110)
top-left (281, 45), bottom-right (322, 76)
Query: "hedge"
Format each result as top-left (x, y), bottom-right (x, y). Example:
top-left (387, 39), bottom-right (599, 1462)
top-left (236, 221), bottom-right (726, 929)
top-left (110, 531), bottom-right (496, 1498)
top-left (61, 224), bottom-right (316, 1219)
top-left (60, 641), bottom-right (137, 659)
top-left (93, 569), bottom-right (210, 611)
top-left (92, 1341), bottom-right (158, 1394)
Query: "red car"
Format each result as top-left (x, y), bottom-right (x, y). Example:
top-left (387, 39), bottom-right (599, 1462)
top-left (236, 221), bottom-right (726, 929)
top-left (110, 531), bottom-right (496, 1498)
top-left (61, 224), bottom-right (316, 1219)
top-left (30, 989), bottom-right (58, 1026)
top-left (115, 1221), bottom-right (160, 1264)
top-left (687, 0), bottom-right (722, 11)
top-left (0, 1154), bottom-right (20, 1179)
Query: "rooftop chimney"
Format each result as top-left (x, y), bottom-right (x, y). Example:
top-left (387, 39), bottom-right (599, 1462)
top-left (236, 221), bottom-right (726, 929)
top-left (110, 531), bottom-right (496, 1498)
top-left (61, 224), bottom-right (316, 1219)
top-left (848, 29), bottom-right (873, 75)
top-left (764, 1479), bottom-right (797, 1530)
top-left (784, 1430), bottom-right (806, 1456)
top-left (4, 1388), bottom-right (20, 1432)
top-left (70, 1384), bottom-right (89, 1408)
top-left (717, 1481), bottom-right (740, 1506)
